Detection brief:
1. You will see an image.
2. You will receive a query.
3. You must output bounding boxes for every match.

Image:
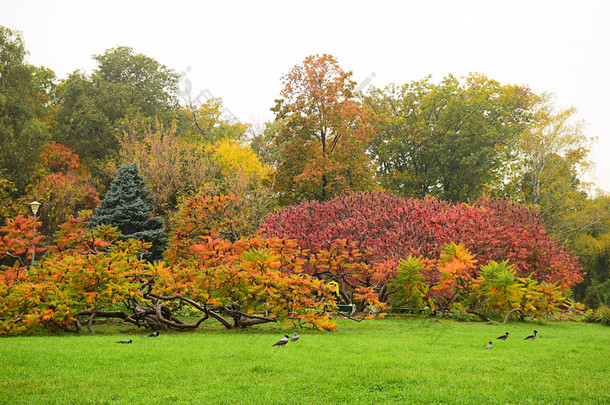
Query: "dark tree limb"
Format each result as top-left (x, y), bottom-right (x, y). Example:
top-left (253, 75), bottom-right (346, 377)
top-left (467, 310), bottom-right (493, 324)
top-left (87, 311), bottom-right (97, 333)
top-left (148, 293), bottom-right (207, 312)
top-left (206, 309), bottom-right (233, 329)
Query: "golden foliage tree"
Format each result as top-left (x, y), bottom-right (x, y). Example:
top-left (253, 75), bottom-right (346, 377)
top-left (272, 54), bottom-right (376, 205)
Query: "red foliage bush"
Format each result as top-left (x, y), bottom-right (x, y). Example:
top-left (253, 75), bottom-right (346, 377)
top-left (260, 192), bottom-right (582, 291)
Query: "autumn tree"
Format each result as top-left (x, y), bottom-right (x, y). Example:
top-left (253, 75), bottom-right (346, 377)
top-left (211, 138), bottom-right (276, 237)
top-left (25, 142), bottom-right (99, 236)
top-left (149, 100), bottom-right (271, 236)
top-left (157, 233), bottom-right (338, 330)
top-left (271, 54), bottom-right (376, 205)
top-left (0, 198), bottom-right (342, 335)
top-left (116, 106), bottom-right (274, 238)
top-left (91, 163), bottom-right (168, 261)
top-left (175, 99), bottom-right (275, 237)
top-left (161, 194), bottom-right (380, 322)
top-left (364, 74), bottom-right (533, 202)
top-left (473, 261), bottom-right (523, 314)
top-left (382, 246), bottom-right (567, 320)
top-left (0, 210), bottom-right (156, 335)
top-left (116, 119), bottom-right (216, 220)
top-left (0, 214), bottom-right (42, 274)
top-left (386, 255), bottom-right (430, 312)
top-left (430, 242), bottom-right (478, 310)
top-left (472, 260), bottom-right (566, 320)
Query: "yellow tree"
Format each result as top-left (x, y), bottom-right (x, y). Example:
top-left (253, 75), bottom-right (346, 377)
top-left (272, 54), bottom-right (376, 205)
top-left (212, 138), bottom-right (275, 237)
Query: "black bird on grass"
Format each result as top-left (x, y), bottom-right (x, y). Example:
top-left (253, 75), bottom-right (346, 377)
top-left (117, 339), bottom-right (132, 344)
top-left (272, 335), bottom-right (289, 347)
top-left (524, 330), bottom-right (538, 340)
top-left (496, 332), bottom-right (510, 340)
top-left (486, 342), bottom-right (493, 349)
top-left (148, 331), bottom-right (159, 338)
top-left (290, 331), bottom-right (299, 342)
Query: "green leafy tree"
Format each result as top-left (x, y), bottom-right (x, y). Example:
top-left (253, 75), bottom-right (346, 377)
top-left (249, 119), bottom-right (286, 168)
top-left (571, 195), bottom-right (610, 306)
top-left (52, 46), bottom-right (180, 181)
top-left (473, 260), bottom-right (566, 319)
top-left (498, 93), bottom-right (593, 207)
top-left (271, 54), bottom-right (376, 205)
top-left (364, 74), bottom-right (532, 201)
top-left (0, 26), bottom-right (54, 200)
top-left (176, 99), bottom-right (249, 144)
top-left (0, 173), bottom-right (20, 224)
top-left (91, 163), bottom-right (168, 261)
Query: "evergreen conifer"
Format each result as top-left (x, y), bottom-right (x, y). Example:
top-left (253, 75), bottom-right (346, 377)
top-left (91, 163), bottom-right (168, 261)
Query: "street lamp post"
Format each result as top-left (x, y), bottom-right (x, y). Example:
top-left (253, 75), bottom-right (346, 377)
top-left (29, 201), bottom-right (41, 267)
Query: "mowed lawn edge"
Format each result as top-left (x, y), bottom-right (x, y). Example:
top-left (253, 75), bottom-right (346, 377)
top-left (1, 319), bottom-right (608, 404)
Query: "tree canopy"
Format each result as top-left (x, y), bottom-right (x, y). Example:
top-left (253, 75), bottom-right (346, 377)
top-left (51, 46), bottom-right (180, 181)
top-left (271, 54), bottom-right (377, 205)
top-left (0, 26), bottom-right (53, 197)
top-left (364, 74), bottom-right (533, 201)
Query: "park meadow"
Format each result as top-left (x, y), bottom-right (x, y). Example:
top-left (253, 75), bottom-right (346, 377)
top-left (1, 318), bottom-right (609, 404)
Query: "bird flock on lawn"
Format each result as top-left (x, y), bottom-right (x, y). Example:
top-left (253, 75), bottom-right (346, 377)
top-left (116, 329), bottom-right (537, 349)
top-left (485, 330), bottom-right (539, 349)
top-left (272, 331), bottom-right (299, 347)
top-left (116, 330), bottom-right (160, 344)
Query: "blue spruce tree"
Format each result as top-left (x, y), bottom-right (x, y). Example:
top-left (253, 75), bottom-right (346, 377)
top-left (91, 163), bottom-right (168, 261)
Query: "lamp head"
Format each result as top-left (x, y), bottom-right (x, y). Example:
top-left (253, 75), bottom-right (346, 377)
top-left (29, 201), bottom-right (41, 215)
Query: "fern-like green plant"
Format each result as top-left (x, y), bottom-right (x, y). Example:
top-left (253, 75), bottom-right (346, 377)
top-left (474, 260), bottom-right (522, 314)
top-left (387, 255), bottom-right (429, 312)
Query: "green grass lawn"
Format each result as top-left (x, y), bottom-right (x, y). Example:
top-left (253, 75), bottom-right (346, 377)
top-left (1, 318), bottom-right (608, 404)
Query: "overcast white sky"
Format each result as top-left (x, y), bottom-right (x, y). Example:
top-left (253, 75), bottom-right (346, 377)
top-left (2, 0), bottom-right (609, 192)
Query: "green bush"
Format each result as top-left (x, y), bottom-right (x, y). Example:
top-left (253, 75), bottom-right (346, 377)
top-left (583, 306), bottom-right (610, 326)
top-left (595, 306), bottom-right (610, 326)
